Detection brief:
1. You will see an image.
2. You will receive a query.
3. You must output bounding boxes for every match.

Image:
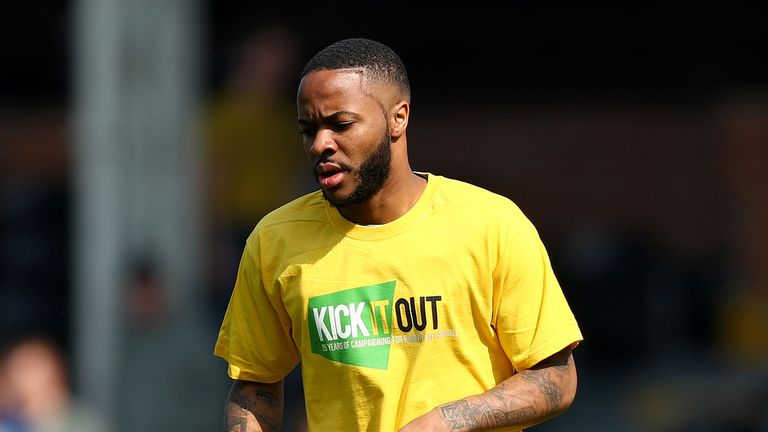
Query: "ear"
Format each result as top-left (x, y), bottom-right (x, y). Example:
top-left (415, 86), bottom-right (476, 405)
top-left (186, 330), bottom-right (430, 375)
top-left (389, 101), bottom-right (409, 138)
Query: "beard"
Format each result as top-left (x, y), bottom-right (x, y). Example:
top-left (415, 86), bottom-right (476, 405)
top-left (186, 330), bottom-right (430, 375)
top-left (321, 129), bottom-right (392, 208)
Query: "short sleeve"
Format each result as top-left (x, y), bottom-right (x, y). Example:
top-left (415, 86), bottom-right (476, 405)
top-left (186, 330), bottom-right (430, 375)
top-left (492, 217), bottom-right (583, 372)
top-left (213, 234), bottom-right (300, 382)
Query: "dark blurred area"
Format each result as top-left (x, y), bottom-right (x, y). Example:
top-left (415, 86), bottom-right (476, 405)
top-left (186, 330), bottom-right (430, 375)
top-left (1, 2), bottom-right (767, 431)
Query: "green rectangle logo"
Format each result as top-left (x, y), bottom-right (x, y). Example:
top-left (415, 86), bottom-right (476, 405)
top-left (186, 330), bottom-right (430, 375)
top-left (308, 281), bottom-right (396, 369)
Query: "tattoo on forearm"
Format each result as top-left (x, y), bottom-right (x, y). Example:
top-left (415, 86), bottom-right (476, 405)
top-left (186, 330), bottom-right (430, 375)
top-left (519, 369), bottom-right (563, 410)
top-left (436, 353), bottom-right (573, 431)
top-left (439, 399), bottom-right (537, 431)
top-left (519, 352), bottom-right (572, 411)
top-left (504, 406), bottom-right (538, 424)
top-left (440, 401), bottom-right (478, 430)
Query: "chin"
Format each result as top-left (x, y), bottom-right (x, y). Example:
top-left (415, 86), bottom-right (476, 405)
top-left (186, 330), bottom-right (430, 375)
top-left (321, 189), bottom-right (352, 208)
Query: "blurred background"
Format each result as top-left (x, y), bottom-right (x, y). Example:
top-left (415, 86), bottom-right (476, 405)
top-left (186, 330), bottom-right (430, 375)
top-left (1, 1), bottom-right (767, 431)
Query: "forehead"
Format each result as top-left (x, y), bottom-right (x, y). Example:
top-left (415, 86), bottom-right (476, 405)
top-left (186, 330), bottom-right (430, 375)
top-left (297, 69), bottom-right (381, 116)
top-left (299, 68), bottom-right (365, 96)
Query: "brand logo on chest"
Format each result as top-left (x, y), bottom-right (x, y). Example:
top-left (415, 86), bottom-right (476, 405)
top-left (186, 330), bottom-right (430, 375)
top-left (307, 281), bottom-right (453, 369)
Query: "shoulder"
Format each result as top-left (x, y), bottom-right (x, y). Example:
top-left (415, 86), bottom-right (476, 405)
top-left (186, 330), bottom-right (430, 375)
top-left (431, 174), bottom-right (528, 224)
top-left (245, 190), bottom-right (327, 244)
top-left (260, 190), bottom-right (326, 226)
top-left (242, 190), bottom-right (342, 269)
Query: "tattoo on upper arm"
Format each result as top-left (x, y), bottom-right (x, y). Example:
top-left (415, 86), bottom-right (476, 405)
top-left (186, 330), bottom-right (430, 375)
top-left (229, 383), bottom-right (279, 409)
top-left (244, 389), bottom-right (279, 408)
top-left (230, 388), bottom-right (255, 412)
top-left (225, 383), bottom-right (281, 432)
top-left (255, 390), bottom-right (279, 407)
top-left (225, 393), bottom-right (249, 432)
top-left (225, 400), bottom-right (250, 432)
top-left (225, 416), bottom-right (248, 432)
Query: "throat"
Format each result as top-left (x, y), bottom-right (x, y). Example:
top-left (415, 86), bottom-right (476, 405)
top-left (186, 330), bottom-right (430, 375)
top-left (338, 172), bottom-right (427, 225)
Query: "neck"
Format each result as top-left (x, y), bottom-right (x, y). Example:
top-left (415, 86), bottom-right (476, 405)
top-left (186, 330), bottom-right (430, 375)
top-left (337, 170), bottom-right (426, 225)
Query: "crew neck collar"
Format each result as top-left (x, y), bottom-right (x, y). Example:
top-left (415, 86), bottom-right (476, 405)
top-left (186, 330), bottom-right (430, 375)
top-left (324, 172), bottom-right (437, 240)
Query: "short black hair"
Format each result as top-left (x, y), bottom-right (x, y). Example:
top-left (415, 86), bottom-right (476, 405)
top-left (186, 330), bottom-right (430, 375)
top-left (301, 38), bottom-right (411, 101)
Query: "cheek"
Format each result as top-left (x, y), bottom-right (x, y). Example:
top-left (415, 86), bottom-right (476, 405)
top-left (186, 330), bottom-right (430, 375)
top-left (348, 127), bottom-right (385, 156)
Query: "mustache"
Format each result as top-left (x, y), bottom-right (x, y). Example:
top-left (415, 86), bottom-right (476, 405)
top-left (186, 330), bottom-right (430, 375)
top-left (314, 159), bottom-right (354, 173)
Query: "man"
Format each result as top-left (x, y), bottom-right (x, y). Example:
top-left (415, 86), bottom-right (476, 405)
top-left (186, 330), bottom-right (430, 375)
top-left (1, 335), bottom-right (114, 432)
top-left (214, 37), bottom-right (583, 431)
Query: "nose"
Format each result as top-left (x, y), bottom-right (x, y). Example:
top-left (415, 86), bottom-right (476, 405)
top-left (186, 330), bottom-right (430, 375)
top-left (307, 129), bottom-right (338, 158)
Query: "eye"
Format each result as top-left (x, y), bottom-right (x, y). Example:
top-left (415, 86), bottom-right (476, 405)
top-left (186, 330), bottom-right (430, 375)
top-left (333, 122), bottom-right (353, 133)
top-left (298, 125), bottom-right (316, 136)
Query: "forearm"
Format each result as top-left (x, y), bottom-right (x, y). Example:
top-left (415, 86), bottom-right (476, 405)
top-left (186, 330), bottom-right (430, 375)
top-left (439, 350), bottom-right (576, 431)
top-left (401, 348), bottom-right (577, 432)
top-left (224, 379), bottom-right (284, 432)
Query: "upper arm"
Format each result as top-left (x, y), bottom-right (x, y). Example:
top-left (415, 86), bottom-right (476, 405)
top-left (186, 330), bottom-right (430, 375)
top-left (492, 215), bottom-right (583, 371)
top-left (214, 235), bottom-right (300, 382)
top-left (228, 379), bottom-right (285, 408)
top-left (226, 379), bottom-right (285, 432)
top-left (530, 346), bottom-right (575, 370)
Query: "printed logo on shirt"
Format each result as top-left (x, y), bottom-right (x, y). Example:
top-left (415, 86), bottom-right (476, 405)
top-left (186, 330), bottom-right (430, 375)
top-left (308, 281), bottom-right (396, 369)
top-left (308, 281), bottom-right (456, 369)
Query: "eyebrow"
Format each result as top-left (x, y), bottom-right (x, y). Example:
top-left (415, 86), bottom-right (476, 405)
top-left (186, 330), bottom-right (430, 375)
top-left (298, 111), bottom-right (360, 125)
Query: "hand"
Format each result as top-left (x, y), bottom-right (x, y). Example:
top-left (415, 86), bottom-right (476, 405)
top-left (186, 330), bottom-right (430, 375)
top-left (399, 408), bottom-right (454, 432)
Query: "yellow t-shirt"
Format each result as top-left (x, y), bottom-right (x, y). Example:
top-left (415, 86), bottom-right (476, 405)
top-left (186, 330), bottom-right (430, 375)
top-left (214, 173), bottom-right (583, 431)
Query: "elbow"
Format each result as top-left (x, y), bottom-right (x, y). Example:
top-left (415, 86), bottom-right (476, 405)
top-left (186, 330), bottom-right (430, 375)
top-left (544, 381), bottom-right (576, 422)
top-left (528, 348), bottom-right (579, 420)
top-left (559, 375), bottom-right (577, 413)
top-left (554, 361), bottom-right (578, 416)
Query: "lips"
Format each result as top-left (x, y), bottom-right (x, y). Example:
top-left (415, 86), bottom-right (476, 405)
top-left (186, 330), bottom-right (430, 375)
top-left (315, 162), bottom-right (348, 189)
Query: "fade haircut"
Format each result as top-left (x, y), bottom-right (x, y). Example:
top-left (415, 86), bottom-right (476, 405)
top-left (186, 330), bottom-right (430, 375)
top-left (301, 38), bottom-right (411, 102)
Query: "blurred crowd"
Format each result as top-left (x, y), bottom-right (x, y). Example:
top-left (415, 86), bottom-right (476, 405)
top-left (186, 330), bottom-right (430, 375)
top-left (200, 22), bottom-right (311, 432)
top-left (0, 18), bottom-right (312, 432)
top-left (2, 7), bottom-right (767, 432)
top-left (0, 335), bottom-right (111, 432)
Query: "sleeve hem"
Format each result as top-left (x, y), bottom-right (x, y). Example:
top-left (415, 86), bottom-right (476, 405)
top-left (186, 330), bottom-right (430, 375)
top-left (214, 350), bottom-right (290, 384)
top-left (513, 328), bottom-right (583, 372)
